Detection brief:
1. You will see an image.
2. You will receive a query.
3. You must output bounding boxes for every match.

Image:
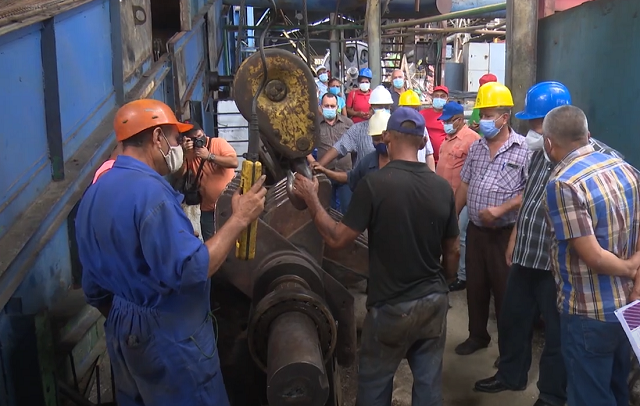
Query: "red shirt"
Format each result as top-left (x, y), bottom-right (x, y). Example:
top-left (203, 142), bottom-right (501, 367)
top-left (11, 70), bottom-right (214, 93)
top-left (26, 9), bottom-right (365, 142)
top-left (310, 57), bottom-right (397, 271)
top-left (346, 90), bottom-right (371, 123)
top-left (420, 108), bottom-right (447, 164)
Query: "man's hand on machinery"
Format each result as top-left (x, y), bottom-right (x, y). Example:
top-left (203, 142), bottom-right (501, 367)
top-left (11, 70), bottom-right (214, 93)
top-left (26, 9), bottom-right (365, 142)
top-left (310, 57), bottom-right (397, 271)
top-left (292, 173), bottom-right (319, 203)
top-left (231, 175), bottom-right (267, 227)
top-left (310, 162), bottom-right (325, 173)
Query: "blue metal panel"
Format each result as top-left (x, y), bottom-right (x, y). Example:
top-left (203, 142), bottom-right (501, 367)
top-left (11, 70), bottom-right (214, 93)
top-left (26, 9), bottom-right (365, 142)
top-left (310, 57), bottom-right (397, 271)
top-left (0, 24), bottom-right (49, 240)
top-left (183, 22), bottom-right (207, 88)
top-left (124, 57), bottom-right (153, 94)
top-left (152, 80), bottom-right (166, 103)
top-left (55, 0), bottom-right (115, 159)
top-left (13, 226), bottom-right (72, 315)
top-left (537, 0), bottom-right (640, 169)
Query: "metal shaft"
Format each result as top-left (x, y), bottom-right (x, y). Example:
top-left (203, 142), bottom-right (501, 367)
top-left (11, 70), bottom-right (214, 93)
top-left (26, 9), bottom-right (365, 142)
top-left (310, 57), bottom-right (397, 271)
top-left (267, 311), bottom-right (329, 406)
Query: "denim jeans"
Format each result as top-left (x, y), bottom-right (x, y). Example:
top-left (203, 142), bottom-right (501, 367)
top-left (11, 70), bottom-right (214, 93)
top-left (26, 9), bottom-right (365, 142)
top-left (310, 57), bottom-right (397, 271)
top-left (560, 314), bottom-right (630, 406)
top-left (356, 292), bottom-right (448, 406)
top-left (495, 265), bottom-right (565, 405)
top-left (200, 210), bottom-right (215, 241)
top-left (331, 181), bottom-right (353, 214)
top-left (457, 206), bottom-right (469, 281)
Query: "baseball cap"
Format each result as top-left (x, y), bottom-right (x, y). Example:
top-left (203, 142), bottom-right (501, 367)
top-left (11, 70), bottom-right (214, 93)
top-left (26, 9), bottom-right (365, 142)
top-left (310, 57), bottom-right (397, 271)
top-left (386, 107), bottom-right (426, 136)
top-left (438, 102), bottom-right (464, 121)
top-left (479, 73), bottom-right (498, 87)
top-left (433, 85), bottom-right (449, 95)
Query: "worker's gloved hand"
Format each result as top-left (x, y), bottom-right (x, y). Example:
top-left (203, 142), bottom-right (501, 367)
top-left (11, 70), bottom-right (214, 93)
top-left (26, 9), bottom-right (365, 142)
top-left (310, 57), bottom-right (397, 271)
top-left (292, 173), bottom-right (319, 203)
top-left (231, 175), bottom-right (267, 227)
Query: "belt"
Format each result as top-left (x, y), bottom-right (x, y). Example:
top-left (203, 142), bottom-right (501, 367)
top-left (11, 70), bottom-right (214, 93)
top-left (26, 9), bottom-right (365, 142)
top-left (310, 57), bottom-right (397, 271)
top-left (470, 222), bottom-right (514, 232)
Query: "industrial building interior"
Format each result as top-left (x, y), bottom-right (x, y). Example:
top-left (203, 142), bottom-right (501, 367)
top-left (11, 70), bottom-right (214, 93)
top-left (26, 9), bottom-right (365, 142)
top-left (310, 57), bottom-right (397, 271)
top-left (1, 0), bottom-right (639, 406)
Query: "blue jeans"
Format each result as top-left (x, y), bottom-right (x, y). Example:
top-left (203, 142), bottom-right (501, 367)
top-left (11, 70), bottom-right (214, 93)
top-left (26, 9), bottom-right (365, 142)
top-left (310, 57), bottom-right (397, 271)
top-left (331, 181), bottom-right (352, 214)
top-left (560, 314), bottom-right (630, 406)
top-left (356, 293), bottom-right (448, 406)
top-left (457, 206), bottom-right (469, 281)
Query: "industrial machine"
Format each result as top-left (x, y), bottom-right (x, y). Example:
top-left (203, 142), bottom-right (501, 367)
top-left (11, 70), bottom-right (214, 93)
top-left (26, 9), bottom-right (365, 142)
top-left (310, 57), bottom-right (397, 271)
top-left (212, 21), bottom-right (369, 406)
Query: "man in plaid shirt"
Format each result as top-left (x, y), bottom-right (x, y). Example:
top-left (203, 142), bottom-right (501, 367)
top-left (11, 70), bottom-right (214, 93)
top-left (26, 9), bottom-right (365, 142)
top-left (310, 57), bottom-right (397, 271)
top-left (543, 105), bottom-right (640, 406)
top-left (454, 83), bottom-right (530, 356)
top-left (474, 82), bottom-right (622, 406)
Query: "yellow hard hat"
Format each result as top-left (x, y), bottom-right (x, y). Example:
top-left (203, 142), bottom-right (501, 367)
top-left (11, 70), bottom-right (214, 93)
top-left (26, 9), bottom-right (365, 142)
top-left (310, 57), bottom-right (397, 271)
top-left (398, 90), bottom-right (421, 107)
top-left (368, 110), bottom-right (391, 136)
top-left (474, 82), bottom-right (514, 109)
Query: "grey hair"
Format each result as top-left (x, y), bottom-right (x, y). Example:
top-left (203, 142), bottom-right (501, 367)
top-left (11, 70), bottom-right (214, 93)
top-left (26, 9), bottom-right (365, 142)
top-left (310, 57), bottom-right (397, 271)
top-left (542, 105), bottom-right (589, 144)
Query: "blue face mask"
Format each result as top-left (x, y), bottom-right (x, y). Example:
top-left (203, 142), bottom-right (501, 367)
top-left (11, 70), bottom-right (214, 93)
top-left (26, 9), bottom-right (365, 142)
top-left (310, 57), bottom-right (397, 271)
top-left (329, 86), bottom-right (340, 95)
top-left (374, 143), bottom-right (388, 155)
top-left (392, 78), bottom-right (404, 89)
top-left (319, 73), bottom-right (328, 82)
top-left (373, 108), bottom-right (390, 114)
top-left (433, 98), bottom-right (447, 109)
top-left (479, 117), bottom-right (503, 139)
top-left (322, 108), bottom-right (337, 120)
top-left (443, 123), bottom-right (456, 135)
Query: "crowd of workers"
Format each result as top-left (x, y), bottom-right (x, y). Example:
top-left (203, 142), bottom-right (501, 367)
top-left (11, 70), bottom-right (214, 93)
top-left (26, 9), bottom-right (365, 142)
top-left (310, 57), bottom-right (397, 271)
top-left (73, 61), bottom-right (640, 406)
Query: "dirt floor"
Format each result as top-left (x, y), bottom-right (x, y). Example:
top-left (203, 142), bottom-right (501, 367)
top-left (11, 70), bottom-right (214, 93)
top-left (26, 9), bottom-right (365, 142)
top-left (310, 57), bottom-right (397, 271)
top-left (340, 289), bottom-right (545, 406)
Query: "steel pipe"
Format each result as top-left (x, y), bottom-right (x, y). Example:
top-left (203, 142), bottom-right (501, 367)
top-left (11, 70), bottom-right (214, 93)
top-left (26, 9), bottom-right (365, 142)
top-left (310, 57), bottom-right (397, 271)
top-left (383, 2), bottom-right (507, 29)
top-left (267, 311), bottom-right (330, 406)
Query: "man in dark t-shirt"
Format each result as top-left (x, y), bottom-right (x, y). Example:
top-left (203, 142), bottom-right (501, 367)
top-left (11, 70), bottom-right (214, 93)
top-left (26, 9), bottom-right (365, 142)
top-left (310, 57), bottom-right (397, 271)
top-left (293, 107), bottom-right (460, 406)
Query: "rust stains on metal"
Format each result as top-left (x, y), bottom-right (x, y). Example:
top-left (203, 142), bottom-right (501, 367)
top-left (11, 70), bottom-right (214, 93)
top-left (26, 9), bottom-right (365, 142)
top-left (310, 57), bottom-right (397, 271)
top-left (234, 49), bottom-right (319, 160)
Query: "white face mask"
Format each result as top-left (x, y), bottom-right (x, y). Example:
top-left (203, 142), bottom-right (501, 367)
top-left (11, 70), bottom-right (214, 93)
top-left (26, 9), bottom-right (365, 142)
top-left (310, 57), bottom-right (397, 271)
top-left (542, 138), bottom-right (552, 163)
top-left (525, 130), bottom-right (544, 151)
top-left (160, 133), bottom-right (184, 174)
top-left (359, 82), bottom-right (371, 92)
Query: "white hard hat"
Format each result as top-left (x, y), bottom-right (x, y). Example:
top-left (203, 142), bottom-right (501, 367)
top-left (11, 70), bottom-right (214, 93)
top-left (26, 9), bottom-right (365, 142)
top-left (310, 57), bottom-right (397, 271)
top-left (369, 85), bottom-right (394, 105)
top-left (368, 110), bottom-right (391, 136)
top-left (315, 65), bottom-right (327, 73)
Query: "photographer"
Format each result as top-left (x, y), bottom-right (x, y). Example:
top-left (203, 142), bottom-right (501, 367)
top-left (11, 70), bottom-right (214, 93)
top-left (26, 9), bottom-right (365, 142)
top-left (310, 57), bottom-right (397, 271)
top-left (180, 122), bottom-right (238, 240)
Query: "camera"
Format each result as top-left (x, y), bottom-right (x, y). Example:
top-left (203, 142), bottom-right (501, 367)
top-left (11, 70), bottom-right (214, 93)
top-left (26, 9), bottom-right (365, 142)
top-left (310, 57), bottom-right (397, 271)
top-left (192, 137), bottom-right (206, 149)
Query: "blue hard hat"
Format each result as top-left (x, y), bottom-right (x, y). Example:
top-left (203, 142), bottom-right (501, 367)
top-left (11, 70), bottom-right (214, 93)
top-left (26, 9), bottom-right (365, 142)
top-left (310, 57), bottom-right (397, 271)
top-left (438, 101), bottom-right (464, 121)
top-left (515, 81), bottom-right (572, 120)
top-left (358, 68), bottom-right (373, 79)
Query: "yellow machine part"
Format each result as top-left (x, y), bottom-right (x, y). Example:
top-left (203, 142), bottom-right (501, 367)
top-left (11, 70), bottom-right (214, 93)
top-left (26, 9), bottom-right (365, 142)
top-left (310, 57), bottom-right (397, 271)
top-left (233, 48), bottom-right (319, 160)
top-left (236, 159), bottom-right (263, 260)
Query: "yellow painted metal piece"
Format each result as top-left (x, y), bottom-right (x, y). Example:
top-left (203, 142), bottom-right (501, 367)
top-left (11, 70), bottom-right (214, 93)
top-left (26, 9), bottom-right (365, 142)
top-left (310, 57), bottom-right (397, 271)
top-left (233, 48), bottom-right (319, 160)
top-left (236, 159), bottom-right (263, 260)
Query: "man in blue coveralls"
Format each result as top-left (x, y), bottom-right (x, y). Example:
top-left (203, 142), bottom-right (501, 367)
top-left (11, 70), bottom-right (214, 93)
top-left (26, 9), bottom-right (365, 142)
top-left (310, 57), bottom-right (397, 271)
top-left (75, 99), bottom-right (267, 406)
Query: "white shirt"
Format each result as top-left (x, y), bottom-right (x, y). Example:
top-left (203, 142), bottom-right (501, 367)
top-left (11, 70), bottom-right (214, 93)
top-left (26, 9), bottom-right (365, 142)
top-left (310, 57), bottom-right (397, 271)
top-left (417, 128), bottom-right (434, 163)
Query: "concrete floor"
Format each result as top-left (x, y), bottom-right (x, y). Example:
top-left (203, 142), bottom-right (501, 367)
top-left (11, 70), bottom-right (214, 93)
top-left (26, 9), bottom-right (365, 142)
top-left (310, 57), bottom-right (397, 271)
top-left (88, 289), bottom-right (545, 406)
top-left (343, 289), bottom-right (545, 406)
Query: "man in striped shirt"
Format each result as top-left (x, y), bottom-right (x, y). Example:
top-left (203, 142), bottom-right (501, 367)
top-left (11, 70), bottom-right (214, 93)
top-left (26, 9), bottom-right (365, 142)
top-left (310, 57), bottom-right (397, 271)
top-left (474, 82), bottom-right (622, 406)
top-left (544, 105), bottom-right (640, 406)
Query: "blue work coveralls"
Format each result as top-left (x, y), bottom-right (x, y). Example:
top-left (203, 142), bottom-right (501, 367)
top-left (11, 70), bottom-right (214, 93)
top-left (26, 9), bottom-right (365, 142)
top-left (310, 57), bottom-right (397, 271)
top-left (75, 156), bottom-right (229, 406)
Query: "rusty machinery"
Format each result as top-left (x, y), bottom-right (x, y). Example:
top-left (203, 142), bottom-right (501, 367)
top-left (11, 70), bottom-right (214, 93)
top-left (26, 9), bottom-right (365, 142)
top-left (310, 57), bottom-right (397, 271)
top-left (211, 19), bottom-right (370, 406)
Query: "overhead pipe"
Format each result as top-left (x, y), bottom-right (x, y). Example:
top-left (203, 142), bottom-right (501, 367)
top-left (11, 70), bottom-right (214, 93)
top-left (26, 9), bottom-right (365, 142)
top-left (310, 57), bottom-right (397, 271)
top-left (451, 0), bottom-right (507, 17)
top-left (383, 2), bottom-right (506, 29)
top-left (222, 0), bottom-right (452, 17)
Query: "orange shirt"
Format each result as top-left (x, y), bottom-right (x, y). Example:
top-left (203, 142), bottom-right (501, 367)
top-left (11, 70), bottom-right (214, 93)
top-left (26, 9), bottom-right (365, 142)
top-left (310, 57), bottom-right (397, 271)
top-left (92, 159), bottom-right (115, 184)
top-left (436, 125), bottom-right (480, 194)
top-left (187, 138), bottom-right (237, 211)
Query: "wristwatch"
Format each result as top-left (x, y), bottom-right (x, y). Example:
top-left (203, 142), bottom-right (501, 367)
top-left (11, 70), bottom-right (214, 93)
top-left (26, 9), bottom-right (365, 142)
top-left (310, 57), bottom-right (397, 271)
top-left (207, 153), bottom-right (216, 162)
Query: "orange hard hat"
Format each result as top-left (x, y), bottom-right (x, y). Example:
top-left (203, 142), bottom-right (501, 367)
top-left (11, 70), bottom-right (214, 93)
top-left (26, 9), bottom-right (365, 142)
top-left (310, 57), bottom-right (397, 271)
top-left (113, 99), bottom-right (193, 142)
